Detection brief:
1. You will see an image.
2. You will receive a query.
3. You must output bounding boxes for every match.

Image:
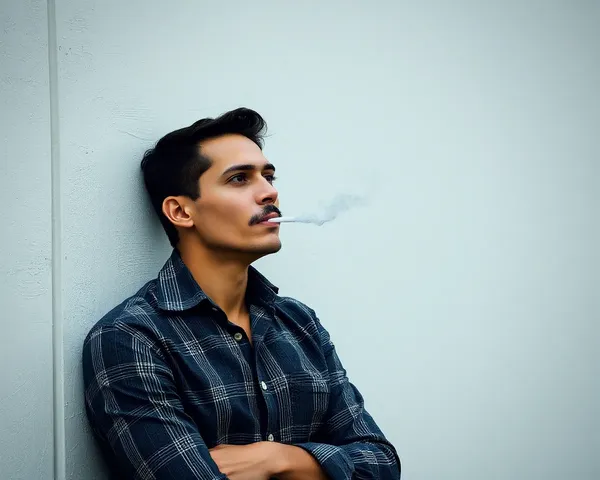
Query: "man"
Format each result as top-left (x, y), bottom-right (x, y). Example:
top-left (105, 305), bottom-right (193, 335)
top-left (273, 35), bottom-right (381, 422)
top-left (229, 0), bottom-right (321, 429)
top-left (82, 108), bottom-right (401, 479)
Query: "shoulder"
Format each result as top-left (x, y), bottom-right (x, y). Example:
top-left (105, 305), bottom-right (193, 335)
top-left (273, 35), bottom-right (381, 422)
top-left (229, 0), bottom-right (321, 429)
top-left (83, 278), bottom-right (163, 352)
top-left (274, 296), bottom-right (333, 352)
top-left (274, 295), bottom-right (317, 320)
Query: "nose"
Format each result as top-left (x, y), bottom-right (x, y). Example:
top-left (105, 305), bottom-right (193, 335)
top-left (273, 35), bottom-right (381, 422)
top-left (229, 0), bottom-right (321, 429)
top-left (256, 177), bottom-right (278, 206)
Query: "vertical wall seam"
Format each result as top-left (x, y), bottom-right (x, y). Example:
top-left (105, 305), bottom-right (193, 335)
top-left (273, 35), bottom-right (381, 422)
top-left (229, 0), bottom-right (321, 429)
top-left (47, 0), bottom-right (66, 478)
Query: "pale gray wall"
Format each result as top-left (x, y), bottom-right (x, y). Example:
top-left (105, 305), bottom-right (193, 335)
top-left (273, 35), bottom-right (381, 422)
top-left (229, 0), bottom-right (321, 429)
top-left (1, 1), bottom-right (599, 479)
top-left (0, 1), bottom-right (54, 479)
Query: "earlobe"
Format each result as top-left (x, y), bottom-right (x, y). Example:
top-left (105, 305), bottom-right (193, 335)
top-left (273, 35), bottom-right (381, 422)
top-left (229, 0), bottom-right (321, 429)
top-left (162, 196), bottom-right (194, 228)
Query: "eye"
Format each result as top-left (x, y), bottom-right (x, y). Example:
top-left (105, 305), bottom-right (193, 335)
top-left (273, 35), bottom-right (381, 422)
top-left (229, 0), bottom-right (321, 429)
top-left (228, 173), bottom-right (248, 185)
top-left (264, 174), bottom-right (277, 184)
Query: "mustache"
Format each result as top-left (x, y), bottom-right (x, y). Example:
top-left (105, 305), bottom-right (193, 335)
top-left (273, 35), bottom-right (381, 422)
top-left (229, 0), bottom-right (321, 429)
top-left (249, 205), bottom-right (282, 225)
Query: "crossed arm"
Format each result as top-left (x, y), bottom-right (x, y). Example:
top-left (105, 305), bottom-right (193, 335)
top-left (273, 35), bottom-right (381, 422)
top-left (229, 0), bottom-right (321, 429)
top-left (82, 320), bottom-right (400, 479)
top-left (207, 442), bottom-right (327, 479)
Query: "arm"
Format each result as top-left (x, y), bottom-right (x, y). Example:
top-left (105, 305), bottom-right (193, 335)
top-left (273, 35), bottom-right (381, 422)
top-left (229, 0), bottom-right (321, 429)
top-left (272, 444), bottom-right (328, 480)
top-left (292, 314), bottom-right (401, 480)
top-left (208, 443), bottom-right (327, 480)
top-left (82, 323), bottom-right (227, 480)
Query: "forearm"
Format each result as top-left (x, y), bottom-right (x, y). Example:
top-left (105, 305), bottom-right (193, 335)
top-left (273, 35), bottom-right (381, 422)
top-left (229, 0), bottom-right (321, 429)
top-left (341, 440), bottom-right (400, 479)
top-left (272, 444), bottom-right (329, 480)
top-left (293, 440), bottom-right (400, 480)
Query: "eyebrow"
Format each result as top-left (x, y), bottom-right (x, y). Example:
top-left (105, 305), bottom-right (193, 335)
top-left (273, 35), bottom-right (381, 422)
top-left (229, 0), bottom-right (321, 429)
top-left (221, 163), bottom-right (276, 176)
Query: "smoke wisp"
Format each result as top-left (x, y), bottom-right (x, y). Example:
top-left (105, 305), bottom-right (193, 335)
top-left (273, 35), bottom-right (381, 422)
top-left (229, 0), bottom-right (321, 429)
top-left (270, 193), bottom-right (366, 226)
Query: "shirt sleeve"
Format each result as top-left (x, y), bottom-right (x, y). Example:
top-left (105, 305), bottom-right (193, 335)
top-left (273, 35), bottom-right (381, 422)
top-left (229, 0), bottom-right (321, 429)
top-left (82, 322), bottom-right (227, 480)
top-left (294, 314), bottom-right (401, 480)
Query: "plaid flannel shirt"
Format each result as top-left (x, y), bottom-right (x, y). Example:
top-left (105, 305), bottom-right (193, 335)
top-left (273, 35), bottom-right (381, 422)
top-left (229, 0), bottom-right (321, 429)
top-left (82, 250), bottom-right (400, 479)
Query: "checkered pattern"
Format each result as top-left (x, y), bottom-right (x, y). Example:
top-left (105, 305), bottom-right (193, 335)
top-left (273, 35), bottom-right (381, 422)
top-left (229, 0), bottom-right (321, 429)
top-left (83, 250), bottom-right (400, 479)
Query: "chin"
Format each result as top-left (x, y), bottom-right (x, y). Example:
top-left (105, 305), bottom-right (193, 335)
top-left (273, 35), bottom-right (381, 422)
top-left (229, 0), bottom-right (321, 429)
top-left (254, 240), bottom-right (282, 255)
top-left (243, 238), bottom-right (282, 256)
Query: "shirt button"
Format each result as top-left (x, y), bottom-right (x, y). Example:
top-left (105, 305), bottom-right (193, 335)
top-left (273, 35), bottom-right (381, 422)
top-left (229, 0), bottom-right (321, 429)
top-left (260, 381), bottom-right (268, 391)
top-left (267, 434), bottom-right (275, 442)
top-left (233, 332), bottom-right (243, 341)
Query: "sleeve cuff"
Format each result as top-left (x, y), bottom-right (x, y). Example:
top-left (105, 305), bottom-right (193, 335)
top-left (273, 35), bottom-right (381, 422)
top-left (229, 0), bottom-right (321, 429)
top-left (294, 442), bottom-right (355, 480)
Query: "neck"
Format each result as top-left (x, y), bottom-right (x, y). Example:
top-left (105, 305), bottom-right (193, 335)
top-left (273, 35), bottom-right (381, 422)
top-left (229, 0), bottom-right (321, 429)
top-left (178, 241), bottom-right (255, 323)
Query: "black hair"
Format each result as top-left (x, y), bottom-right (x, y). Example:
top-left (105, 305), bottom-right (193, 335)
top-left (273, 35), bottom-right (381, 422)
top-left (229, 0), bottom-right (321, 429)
top-left (140, 107), bottom-right (267, 247)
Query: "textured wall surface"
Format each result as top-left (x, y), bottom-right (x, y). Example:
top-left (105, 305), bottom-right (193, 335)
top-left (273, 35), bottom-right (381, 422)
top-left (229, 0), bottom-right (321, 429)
top-left (1, 1), bottom-right (599, 479)
top-left (56, 2), bottom-right (600, 479)
top-left (0, 1), bottom-right (54, 479)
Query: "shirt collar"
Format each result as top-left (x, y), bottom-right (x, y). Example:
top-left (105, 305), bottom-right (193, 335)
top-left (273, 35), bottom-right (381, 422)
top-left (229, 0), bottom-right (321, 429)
top-left (156, 250), bottom-right (279, 312)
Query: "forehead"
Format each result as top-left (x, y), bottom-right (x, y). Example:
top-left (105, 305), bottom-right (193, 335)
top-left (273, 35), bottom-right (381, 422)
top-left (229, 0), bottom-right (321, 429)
top-left (200, 134), bottom-right (268, 173)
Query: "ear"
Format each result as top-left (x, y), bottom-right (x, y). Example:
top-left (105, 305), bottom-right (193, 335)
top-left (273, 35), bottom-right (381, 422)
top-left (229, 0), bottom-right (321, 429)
top-left (162, 196), bottom-right (195, 229)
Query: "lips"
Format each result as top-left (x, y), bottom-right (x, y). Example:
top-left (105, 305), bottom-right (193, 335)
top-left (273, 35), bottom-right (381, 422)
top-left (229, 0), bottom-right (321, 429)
top-left (249, 207), bottom-right (282, 226)
top-left (259, 212), bottom-right (281, 222)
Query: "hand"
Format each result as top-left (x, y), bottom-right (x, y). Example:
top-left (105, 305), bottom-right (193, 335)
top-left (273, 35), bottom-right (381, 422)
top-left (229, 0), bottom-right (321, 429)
top-left (209, 442), bottom-right (278, 480)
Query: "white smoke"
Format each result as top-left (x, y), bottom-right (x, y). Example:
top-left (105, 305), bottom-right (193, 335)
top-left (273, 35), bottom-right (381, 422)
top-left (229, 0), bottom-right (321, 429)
top-left (270, 193), bottom-right (366, 226)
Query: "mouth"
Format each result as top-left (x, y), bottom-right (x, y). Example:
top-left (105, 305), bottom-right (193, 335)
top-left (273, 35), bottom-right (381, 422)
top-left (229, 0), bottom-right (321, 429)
top-left (249, 206), bottom-right (282, 226)
top-left (256, 212), bottom-right (281, 225)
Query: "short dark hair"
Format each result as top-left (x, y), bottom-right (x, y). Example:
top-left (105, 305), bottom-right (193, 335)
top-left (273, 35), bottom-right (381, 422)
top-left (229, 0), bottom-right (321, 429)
top-left (141, 107), bottom-right (267, 247)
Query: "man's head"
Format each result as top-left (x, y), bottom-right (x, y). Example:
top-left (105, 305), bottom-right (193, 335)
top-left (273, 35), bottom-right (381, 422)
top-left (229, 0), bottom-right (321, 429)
top-left (141, 108), bottom-right (281, 259)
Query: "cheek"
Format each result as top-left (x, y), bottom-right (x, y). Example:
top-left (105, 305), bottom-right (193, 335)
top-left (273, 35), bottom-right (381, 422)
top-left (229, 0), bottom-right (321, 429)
top-left (195, 196), bottom-right (251, 235)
